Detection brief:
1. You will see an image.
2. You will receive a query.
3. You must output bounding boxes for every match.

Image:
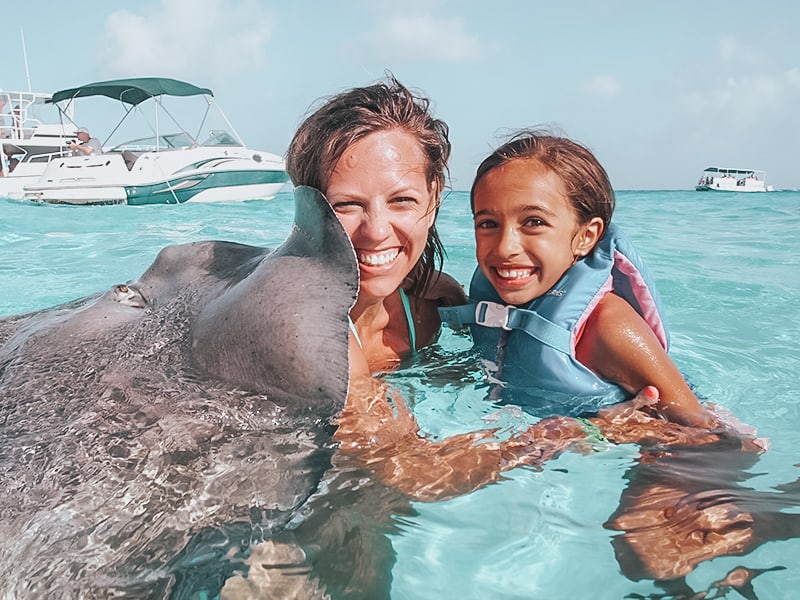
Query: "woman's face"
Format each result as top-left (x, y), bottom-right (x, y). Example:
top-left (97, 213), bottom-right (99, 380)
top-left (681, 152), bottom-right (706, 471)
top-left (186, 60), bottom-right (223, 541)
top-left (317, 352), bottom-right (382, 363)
top-left (326, 129), bottom-right (436, 303)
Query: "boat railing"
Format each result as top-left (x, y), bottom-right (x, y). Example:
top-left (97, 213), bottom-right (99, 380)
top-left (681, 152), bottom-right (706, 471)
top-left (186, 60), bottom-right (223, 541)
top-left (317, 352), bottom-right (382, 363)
top-left (0, 90), bottom-right (57, 142)
top-left (0, 119), bottom-right (44, 142)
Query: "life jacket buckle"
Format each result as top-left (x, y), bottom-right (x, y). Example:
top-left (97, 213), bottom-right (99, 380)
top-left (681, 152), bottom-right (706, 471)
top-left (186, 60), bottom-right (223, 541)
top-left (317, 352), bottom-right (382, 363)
top-left (474, 301), bottom-right (512, 330)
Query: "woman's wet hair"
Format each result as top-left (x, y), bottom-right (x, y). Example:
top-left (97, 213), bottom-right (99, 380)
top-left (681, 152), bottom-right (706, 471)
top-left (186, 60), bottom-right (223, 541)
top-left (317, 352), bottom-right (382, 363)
top-left (286, 74), bottom-right (451, 297)
top-left (470, 127), bottom-right (615, 228)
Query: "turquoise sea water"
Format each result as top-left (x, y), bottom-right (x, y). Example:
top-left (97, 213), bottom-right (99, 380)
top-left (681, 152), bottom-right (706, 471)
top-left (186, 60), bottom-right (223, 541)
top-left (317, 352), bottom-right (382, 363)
top-left (2, 190), bottom-right (800, 598)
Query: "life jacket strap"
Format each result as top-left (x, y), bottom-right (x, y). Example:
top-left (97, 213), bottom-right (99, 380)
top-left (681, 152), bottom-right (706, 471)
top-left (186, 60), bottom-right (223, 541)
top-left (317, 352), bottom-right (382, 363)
top-left (439, 301), bottom-right (571, 354)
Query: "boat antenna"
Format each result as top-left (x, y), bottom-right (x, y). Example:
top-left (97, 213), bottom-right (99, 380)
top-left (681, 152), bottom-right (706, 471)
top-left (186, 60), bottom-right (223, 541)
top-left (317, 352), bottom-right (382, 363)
top-left (20, 26), bottom-right (32, 92)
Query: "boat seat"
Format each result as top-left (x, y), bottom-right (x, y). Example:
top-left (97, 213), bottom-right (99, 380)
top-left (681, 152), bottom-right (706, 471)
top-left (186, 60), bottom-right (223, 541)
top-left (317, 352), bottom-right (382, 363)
top-left (122, 150), bottom-right (143, 171)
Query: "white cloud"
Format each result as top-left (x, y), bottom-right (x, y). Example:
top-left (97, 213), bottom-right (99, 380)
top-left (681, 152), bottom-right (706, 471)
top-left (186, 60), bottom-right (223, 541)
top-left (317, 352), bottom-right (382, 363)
top-left (718, 37), bottom-right (737, 61)
top-left (350, 14), bottom-right (482, 63)
top-left (717, 36), bottom-right (766, 66)
top-left (97, 0), bottom-right (274, 85)
top-left (582, 75), bottom-right (621, 97)
top-left (677, 39), bottom-right (796, 131)
top-left (661, 36), bottom-right (800, 183)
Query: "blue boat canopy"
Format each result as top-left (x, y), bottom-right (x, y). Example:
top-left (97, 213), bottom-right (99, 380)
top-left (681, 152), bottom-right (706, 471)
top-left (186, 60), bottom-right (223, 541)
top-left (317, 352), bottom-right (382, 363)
top-left (48, 77), bottom-right (213, 106)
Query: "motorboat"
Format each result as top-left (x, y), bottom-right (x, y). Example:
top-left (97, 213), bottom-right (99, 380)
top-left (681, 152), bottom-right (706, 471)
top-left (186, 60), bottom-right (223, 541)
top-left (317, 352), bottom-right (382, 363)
top-left (695, 167), bottom-right (774, 192)
top-left (22, 78), bottom-right (288, 205)
top-left (0, 89), bottom-right (76, 199)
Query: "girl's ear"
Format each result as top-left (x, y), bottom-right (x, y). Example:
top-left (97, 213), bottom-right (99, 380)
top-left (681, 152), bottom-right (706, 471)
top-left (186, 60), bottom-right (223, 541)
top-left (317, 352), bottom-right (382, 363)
top-left (573, 217), bottom-right (604, 257)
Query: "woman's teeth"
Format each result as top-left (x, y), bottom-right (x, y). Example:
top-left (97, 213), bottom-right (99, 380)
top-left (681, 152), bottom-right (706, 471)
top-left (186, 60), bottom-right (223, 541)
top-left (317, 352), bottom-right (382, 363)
top-left (358, 249), bottom-right (399, 266)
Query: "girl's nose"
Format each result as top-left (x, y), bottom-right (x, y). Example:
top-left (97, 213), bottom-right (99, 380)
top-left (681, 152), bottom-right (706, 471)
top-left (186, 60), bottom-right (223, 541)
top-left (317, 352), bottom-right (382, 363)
top-left (496, 225), bottom-right (522, 257)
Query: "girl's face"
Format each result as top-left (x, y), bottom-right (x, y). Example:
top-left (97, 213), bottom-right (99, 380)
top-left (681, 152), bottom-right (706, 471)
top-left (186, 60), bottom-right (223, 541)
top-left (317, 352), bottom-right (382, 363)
top-left (472, 159), bottom-right (602, 306)
top-left (326, 129), bottom-right (436, 303)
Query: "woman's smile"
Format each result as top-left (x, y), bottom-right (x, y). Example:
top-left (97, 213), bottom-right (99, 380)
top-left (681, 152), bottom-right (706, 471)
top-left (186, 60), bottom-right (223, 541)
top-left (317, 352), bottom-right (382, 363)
top-left (357, 247), bottom-right (401, 268)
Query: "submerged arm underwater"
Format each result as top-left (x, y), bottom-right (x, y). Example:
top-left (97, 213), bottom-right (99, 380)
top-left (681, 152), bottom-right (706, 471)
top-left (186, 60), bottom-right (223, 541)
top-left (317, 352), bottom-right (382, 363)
top-left (335, 376), bottom-right (587, 502)
top-left (334, 375), bottom-right (762, 504)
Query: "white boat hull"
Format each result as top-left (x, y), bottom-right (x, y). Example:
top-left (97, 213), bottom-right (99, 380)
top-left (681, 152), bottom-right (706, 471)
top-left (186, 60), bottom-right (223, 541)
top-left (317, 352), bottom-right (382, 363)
top-left (23, 146), bottom-right (288, 205)
top-left (0, 164), bottom-right (47, 200)
top-left (695, 180), bottom-right (772, 192)
top-left (695, 167), bottom-right (773, 193)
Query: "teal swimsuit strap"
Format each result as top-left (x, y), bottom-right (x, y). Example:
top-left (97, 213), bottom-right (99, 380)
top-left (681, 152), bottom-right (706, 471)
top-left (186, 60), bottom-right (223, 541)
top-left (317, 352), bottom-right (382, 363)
top-left (348, 290), bottom-right (416, 353)
top-left (398, 288), bottom-right (417, 352)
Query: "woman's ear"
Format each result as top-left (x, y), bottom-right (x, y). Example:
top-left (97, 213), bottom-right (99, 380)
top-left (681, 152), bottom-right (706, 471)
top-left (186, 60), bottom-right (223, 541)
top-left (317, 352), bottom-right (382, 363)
top-left (573, 217), bottom-right (604, 257)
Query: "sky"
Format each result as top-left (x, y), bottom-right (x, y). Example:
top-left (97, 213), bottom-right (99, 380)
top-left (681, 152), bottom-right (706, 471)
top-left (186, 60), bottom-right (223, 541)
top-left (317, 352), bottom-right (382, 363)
top-left (4, 0), bottom-right (800, 190)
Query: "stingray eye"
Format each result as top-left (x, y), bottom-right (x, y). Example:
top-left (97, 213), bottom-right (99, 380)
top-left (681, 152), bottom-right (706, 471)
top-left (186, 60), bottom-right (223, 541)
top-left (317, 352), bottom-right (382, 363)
top-left (117, 285), bottom-right (128, 293)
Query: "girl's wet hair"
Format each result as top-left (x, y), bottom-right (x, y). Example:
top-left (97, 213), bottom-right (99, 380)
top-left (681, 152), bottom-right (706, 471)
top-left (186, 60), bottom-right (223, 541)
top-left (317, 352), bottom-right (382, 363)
top-left (286, 74), bottom-right (451, 297)
top-left (470, 127), bottom-right (615, 228)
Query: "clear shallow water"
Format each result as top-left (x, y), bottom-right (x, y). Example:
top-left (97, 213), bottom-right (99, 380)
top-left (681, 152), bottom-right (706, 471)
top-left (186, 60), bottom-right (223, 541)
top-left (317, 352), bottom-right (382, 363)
top-left (1, 190), bottom-right (800, 598)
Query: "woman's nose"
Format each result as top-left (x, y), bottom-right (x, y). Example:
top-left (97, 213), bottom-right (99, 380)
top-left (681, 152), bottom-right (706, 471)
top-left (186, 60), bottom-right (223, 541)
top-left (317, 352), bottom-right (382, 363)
top-left (361, 205), bottom-right (392, 240)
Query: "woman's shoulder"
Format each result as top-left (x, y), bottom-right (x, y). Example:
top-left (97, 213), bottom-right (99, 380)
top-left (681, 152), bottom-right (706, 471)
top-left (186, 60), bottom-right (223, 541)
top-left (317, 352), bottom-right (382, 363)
top-left (414, 271), bottom-right (467, 307)
top-left (402, 271), bottom-right (467, 348)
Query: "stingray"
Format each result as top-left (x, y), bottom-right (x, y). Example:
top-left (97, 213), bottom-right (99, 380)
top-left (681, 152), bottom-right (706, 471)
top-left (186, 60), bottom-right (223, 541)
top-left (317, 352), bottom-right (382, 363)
top-left (0, 186), bottom-right (358, 597)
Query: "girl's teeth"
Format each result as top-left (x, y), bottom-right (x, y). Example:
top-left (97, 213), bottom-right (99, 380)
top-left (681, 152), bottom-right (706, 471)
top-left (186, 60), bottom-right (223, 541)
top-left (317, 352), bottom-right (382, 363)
top-left (497, 268), bottom-right (533, 279)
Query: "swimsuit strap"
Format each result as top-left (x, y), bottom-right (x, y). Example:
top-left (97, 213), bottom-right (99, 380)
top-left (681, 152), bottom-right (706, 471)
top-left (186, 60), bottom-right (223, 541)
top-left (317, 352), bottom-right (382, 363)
top-left (348, 317), bottom-right (363, 348)
top-left (398, 288), bottom-right (417, 352)
top-left (348, 290), bottom-right (416, 354)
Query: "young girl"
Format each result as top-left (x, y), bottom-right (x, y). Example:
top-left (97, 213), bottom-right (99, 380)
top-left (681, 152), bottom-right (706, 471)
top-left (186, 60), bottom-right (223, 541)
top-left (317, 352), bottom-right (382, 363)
top-left (441, 129), bottom-right (718, 428)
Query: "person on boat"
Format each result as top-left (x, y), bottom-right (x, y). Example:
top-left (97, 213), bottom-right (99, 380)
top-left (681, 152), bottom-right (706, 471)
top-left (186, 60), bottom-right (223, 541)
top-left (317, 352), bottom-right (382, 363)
top-left (439, 128), bottom-right (720, 429)
top-left (12, 104), bottom-right (22, 138)
top-left (0, 96), bottom-right (7, 139)
top-left (69, 126), bottom-right (102, 156)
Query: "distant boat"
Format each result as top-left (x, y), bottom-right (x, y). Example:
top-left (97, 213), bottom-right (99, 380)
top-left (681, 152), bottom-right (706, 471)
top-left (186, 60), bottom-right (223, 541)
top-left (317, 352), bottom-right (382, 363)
top-left (0, 89), bottom-right (76, 199)
top-left (22, 77), bottom-right (288, 205)
top-left (695, 167), bottom-right (774, 192)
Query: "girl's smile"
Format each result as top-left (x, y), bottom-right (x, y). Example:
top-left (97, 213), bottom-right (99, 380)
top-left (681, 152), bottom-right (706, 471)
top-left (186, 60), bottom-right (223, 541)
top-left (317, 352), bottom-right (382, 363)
top-left (472, 159), bottom-right (601, 306)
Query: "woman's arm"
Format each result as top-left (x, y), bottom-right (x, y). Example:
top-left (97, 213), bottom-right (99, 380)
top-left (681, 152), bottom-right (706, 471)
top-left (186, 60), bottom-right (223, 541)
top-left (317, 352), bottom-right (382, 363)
top-left (335, 376), bottom-right (586, 502)
top-left (576, 293), bottom-right (718, 428)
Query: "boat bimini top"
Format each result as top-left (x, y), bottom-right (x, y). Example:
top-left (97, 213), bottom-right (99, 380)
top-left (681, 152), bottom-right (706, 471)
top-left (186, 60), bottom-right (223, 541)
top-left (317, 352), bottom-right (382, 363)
top-left (47, 77), bottom-right (213, 106)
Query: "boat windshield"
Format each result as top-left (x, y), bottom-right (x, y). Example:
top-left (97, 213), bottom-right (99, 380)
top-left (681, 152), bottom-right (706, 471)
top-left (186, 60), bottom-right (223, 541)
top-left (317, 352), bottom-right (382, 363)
top-left (110, 133), bottom-right (193, 152)
top-left (109, 130), bottom-right (241, 152)
top-left (201, 130), bottom-right (241, 146)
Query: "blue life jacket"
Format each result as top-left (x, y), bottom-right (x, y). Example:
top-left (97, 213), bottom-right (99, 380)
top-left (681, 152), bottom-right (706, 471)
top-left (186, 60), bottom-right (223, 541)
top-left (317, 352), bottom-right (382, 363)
top-left (439, 224), bottom-right (670, 417)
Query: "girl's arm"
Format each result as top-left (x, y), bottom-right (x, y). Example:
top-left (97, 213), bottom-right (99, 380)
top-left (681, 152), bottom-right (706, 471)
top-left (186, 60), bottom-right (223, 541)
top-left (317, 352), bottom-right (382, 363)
top-left (576, 293), bottom-right (719, 428)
